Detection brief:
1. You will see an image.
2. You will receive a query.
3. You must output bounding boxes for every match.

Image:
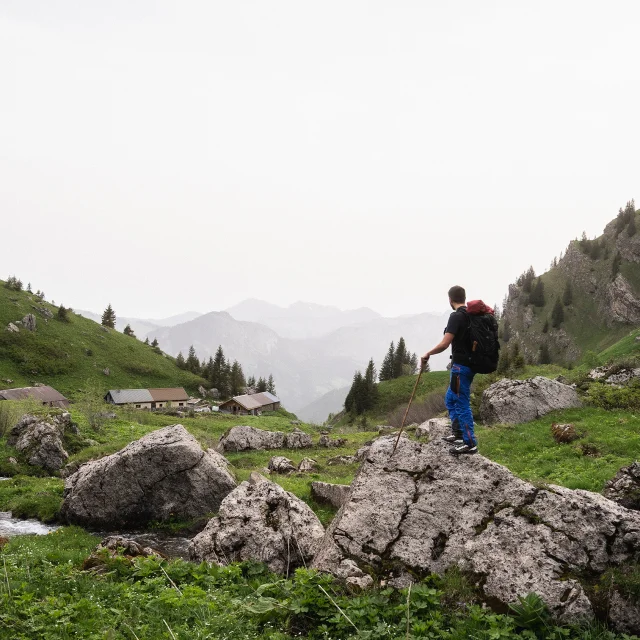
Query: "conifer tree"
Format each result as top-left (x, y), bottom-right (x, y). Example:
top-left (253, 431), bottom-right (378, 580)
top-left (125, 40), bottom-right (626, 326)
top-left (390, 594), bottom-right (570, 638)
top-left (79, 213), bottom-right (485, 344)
top-left (26, 282), bottom-right (32, 293)
top-left (266, 374), bottom-right (276, 395)
top-left (230, 361), bottom-right (247, 396)
top-left (364, 358), bottom-right (378, 410)
top-left (562, 281), bottom-right (573, 306)
top-left (409, 352), bottom-right (419, 375)
top-left (511, 341), bottom-right (525, 371)
top-left (144, 337), bottom-right (150, 345)
top-left (209, 346), bottom-right (226, 390)
top-left (393, 337), bottom-right (407, 378)
top-left (151, 338), bottom-right (159, 348)
top-left (529, 278), bottom-right (545, 307)
top-left (379, 341), bottom-right (395, 381)
top-left (123, 324), bottom-right (135, 337)
top-left (256, 377), bottom-right (268, 393)
top-left (101, 304), bottom-right (116, 328)
top-left (57, 305), bottom-right (69, 322)
top-left (176, 351), bottom-right (186, 369)
top-left (551, 298), bottom-right (564, 328)
top-left (186, 345), bottom-right (200, 374)
top-left (539, 342), bottom-right (552, 365)
top-left (246, 375), bottom-right (256, 389)
top-left (612, 251), bottom-right (622, 277)
top-left (627, 215), bottom-right (637, 237)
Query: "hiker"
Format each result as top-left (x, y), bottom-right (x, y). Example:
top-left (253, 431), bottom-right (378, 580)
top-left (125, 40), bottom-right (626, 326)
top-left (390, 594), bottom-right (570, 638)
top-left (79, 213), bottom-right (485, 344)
top-left (421, 285), bottom-right (479, 455)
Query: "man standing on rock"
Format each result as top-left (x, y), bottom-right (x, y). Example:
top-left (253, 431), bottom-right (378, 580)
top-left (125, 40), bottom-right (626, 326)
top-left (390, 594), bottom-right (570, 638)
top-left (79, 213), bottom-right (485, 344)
top-left (421, 285), bottom-right (478, 455)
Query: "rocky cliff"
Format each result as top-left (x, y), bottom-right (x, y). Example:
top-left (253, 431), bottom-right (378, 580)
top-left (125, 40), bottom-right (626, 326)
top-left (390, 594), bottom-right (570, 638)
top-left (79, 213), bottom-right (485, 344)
top-left (502, 202), bottom-right (640, 364)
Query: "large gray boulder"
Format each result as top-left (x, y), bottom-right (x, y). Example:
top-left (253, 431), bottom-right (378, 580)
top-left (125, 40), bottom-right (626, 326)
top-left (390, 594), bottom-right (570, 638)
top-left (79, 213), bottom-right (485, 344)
top-left (61, 425), bottom-right (236, 528)
top-left (189, 473), bottom-right (324, 574)
top-left (216, 425), bottom-right (313, 453)
top-left (311, 422), bottom-right (640, 630)
top-left (480, 376), bottom-right (582, 425)
top-left (8, 414), bottom-right (68, 472)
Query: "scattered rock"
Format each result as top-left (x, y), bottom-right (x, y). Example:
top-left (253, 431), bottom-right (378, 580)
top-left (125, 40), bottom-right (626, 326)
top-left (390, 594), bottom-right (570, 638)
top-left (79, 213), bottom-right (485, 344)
top-left (8, 457), bottom-right (17, 465)
top-left (8, 415), bottom-right (69, 472)
top-left (297, 457), bottom-right (318, 473)
top-left (311, 481), bottom-right (351, 508)
top-left (377, 425), bottom-right (396, 435)
top-left (2, 379), bottom-right (13, 384)
top-left (6, 323), bottom-right (19, 333)
top-left (216, 425), bottom-right (313, 453)
top-left (327, 455), bottom-right (357, 465)
top-left (604, 462), bottom-right (640, 510)
top-left (609, 591), bottom-right (640, 635)
top-left (102, 368), bottom-right (110, 376)
top-left (268, 456), bottom-right (297, 474)
top-left (189, 473), bottom-right (325, 574)
top-left (312, 422), bottom-right (640, 629)
top-left (480, 376), bottom-right (582, 425)
top-left (551, 422), bottom-right (579, 444)
top-left (318, 433), bottom-right (347, 448)
top-left (22, 314), bottom-right (36, 332)
top-left (32, 305), bottom-right (53, 319)
top-left (83, 536), bottom-right (165, 572)
top-left (588, 365), bottom-right (640, 386)
top-left (61, 425), bottom-right (236, 528)
top-left (290, 420), bottom-right (301, 426)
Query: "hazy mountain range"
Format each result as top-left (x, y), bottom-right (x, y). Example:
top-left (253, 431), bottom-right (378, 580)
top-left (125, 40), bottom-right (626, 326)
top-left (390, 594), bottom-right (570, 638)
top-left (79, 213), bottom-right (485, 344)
top-left (82, 301), bottom-right (450, 421)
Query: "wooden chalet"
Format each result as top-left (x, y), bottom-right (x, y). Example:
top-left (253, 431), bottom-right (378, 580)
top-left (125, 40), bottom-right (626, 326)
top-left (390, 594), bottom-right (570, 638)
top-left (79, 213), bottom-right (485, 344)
top-left (219, 392), bottom-right (281, 415)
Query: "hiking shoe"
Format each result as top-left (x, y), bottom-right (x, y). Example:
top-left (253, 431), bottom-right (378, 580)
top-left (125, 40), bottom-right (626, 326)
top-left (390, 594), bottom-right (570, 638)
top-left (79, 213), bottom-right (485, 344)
top-left (450, 443), bottom-right (478, 455)
top-left (441, 434), bottom-right (461, 443)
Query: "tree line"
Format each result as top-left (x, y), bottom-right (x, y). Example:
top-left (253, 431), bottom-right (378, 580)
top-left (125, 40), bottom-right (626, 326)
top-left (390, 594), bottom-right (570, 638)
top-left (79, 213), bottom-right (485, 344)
top-left (176, 344), bottom-right (276, 400)
top-left (344, 336), bottom-right (421, 417)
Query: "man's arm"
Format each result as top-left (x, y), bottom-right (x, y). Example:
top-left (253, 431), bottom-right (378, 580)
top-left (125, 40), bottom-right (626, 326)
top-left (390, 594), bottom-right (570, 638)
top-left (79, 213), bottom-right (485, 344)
top-left (421, 333), bottom-right (455, 367)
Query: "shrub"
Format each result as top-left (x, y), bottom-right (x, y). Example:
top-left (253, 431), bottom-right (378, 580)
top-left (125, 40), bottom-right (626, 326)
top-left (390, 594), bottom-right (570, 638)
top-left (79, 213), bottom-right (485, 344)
top-left (585, 380), bottom-right (640, 410)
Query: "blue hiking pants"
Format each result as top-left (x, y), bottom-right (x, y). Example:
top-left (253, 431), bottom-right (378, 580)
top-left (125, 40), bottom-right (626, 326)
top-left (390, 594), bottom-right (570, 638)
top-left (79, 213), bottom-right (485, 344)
top-left (445, 363), bottom-right (477, 447)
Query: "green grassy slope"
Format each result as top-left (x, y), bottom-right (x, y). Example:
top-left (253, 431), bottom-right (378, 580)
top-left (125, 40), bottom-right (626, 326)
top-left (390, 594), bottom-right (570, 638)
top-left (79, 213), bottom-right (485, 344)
top-left (0, 282), bottom-right (207, 399)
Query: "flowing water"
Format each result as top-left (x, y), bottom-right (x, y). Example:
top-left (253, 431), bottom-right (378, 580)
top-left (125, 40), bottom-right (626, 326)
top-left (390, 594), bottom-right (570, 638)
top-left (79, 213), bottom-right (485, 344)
top-left (0, 512), bottom-right (59, 537)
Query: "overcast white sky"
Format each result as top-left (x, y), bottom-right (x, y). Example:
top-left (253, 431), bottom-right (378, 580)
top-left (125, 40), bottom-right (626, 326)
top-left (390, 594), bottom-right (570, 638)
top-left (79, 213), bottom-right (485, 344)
top-left (1, 1), bottom-right (638, 319)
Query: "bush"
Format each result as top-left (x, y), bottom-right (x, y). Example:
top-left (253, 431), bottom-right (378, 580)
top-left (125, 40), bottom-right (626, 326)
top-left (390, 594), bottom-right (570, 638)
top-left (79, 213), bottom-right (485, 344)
top-left (585, 380), bottom-right (640, 410)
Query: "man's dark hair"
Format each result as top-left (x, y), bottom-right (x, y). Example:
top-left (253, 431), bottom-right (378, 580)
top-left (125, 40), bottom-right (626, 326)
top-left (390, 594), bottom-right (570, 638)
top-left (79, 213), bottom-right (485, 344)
top-left (448, 286), bottom-right (466, 304)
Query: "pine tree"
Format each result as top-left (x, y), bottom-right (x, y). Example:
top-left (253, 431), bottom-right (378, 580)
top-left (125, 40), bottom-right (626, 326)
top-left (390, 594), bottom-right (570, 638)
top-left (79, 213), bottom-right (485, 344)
top-left (144, 337), bottom-right (150, 346)
top-left (57, 305), bottom-right (69, 322)
top-left (101, 304), bottom-right (116, 328)
top-left (529, 278), bottom-right (545, 307)
top-left (186, 345), bottom-right (200, 374)
top-left (539, 342), bottom-right (552, 365)
top-left (26, 282), bottom-right (32, 293)
top-left (363, 358), bottom-right (378, 411)
top-left (256, 377), bottom-right (268, 393)
top-left (551, 298), bottom-right (564, 328)
top-left (210, 346), bottom-right (226, 391)
top-left (409, 352), bottom-right (419, 375)
top-left (266, 374), bottom-right (276, 395)
top-left (230, 361), bottom-right (247, 396)
top-left (176, 352), bottom-right (186, 369)
top-left (123, 324), bottom-right (135, 337)
top-left (511, 342), bottom-right (525, 371)
top-left (393, 337), bottom-right (407, 378)
top-left (562, 281), bottom-right (573, 306)
top-left (616, 207), bottom-right (627, 233)
top-left (246, 375), bottom-right (256, 389)
top-left (151, 338), bottom-right (159, 348)
top-left (627, 215), bottom-right (637, 237)
top-left (379, 341), bottom-right (395, 381)
top-left (612, 251), bottom-right (622, 278)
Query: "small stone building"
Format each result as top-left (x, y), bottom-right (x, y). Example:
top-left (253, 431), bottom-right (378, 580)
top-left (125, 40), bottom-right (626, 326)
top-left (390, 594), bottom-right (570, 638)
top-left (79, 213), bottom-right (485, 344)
top-left (105, 388), bottom-right (189, 410)
top-left (219, 392), bottom-right (281, 415)
top-left (0, 385), bottom-right (70, 408)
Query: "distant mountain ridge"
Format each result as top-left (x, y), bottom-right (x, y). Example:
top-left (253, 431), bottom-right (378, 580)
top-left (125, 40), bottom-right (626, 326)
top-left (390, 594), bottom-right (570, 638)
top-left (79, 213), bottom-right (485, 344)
top-left (77, 310), bottom-right (202, 340)
top-left (225, 298), bottom-right (380, 339)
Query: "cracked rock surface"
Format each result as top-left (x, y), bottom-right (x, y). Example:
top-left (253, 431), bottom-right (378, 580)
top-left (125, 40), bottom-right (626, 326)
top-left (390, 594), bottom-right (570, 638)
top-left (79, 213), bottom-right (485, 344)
top-left (216, 425), bottom-right (313, 453)
top-left (604, 461), bottom-right (640, 510)
top-left (311, 422), bottom-right (640, 629)
top-left (8, 414), bottom-right (69, 472)
top-left (480, 376), bottom-right (582, 425)
top-left (60, 425), bottom-right (236, 528)
top-left (189, 472), bottom-right (324, 574)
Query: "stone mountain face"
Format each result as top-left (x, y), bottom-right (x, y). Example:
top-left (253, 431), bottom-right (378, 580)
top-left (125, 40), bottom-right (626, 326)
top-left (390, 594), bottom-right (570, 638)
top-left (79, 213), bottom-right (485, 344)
top-left (502, 206), bottom-right (640, 364)
top-left (147, 309), bottom-right (450, 415)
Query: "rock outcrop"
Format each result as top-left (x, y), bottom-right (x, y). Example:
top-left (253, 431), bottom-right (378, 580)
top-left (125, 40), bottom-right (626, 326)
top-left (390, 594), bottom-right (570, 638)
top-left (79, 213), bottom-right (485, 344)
top-left (480, 376), bottom-right (582, 425)
top-left (311, 422), bottom-right (640, 629)
top-left (268, 456), bottom-right (296, 474)
top-left (189, 473), bottom-right (324, 574)
top-left (8, 414), bottom-right (69, 472)
top-left (415, 417), bottom-right (450, 439)
top-left (604, 462), bottom-right (640, 510)
top-left (61, 425), bottom-right (236, 528)
top-left (311, 481), bottom-right (351, 508)
top-left (216, 425), bottom-right (313, 453)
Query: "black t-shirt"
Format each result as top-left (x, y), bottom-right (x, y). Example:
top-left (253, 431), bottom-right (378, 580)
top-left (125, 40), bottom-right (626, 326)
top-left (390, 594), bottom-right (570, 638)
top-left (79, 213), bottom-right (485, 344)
top-left (445, 307), bottom-right (471, 365)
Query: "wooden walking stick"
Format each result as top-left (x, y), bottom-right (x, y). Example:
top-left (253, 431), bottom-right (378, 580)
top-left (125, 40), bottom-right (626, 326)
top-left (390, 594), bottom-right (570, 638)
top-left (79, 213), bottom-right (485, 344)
top-left (391, 364), bottom-right (424, 455)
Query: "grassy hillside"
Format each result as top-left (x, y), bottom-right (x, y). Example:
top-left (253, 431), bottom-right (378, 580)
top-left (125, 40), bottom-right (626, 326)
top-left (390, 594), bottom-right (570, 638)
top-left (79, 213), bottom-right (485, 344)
top-left (0, 281), bottom-right (207, 399)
